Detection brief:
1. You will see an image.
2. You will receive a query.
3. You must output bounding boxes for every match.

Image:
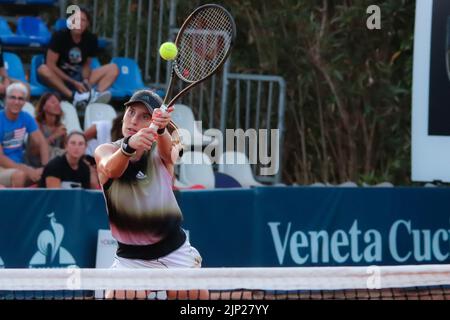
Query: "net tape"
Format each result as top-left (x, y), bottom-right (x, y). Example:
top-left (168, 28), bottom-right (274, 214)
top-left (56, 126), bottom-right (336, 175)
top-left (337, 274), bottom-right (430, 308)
top-left (1, 265), bottom-right (449, 291)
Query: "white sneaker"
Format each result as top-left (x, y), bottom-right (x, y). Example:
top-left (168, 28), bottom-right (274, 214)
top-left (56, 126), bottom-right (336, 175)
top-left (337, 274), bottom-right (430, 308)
top-left (89, 90), bottom-right (112, 104)
top-left (73, 90), bottom-right (91, 110)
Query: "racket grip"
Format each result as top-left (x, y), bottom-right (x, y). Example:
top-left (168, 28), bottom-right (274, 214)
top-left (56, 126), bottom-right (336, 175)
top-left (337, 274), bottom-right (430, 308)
top-left (149, 104), bottom-right (168, 131)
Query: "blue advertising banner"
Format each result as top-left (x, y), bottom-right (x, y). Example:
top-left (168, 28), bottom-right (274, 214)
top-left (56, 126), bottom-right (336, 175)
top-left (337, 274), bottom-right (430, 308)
top-left (179, 187), bottom-right (450, 267)
top-left (0, 189), bottom-right (109, 268)
top-left (0, 187), bottom-right (449, 268)
top-left (256, 187), bottom-right (450, 266)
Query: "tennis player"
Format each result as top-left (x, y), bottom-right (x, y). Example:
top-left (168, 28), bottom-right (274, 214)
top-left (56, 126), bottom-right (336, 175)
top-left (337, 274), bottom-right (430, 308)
top-left (95, 89), bottom-right (207, 299)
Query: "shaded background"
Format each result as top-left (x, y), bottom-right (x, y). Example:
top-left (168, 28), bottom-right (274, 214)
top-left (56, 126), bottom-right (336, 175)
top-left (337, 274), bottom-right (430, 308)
top-left (428, 0), bottom-right (450, 136)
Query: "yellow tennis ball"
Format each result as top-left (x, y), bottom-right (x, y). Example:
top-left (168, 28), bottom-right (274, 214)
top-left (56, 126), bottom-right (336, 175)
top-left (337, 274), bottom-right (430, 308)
top-left (159, 42), bottom-right (178, 61)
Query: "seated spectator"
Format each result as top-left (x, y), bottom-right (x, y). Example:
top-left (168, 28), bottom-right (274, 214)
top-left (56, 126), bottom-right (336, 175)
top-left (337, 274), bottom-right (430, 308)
top-left (0, 83), bottom-right (49, 187)
top-left (37, 6), bottom-right (119, 109)
top-left (27, 92), bottom-right (66, 167)
top-left (84, 112), bottom-right (123, 156)
top-left (39, 131), bottom-right (98, 189)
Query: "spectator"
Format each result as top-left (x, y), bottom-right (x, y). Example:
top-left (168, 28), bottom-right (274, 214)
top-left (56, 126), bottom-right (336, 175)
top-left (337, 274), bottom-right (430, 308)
top-left (37, 6), bottom-right (119, 109)
top-left (39, 131), bottom-right (98, 189)
top-left (0, 83), bottom-right (49, 187)
top-left (27, 92), bottom-right (66, 167)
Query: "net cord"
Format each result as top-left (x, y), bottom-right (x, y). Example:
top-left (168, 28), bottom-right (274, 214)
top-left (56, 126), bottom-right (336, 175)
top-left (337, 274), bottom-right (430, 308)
top-left (1, 265), bottom-right (449, 291)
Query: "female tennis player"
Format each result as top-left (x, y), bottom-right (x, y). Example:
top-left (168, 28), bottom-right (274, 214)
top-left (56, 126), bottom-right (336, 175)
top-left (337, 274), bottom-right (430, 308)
top-left (95, 89), bottom-right (207, 299)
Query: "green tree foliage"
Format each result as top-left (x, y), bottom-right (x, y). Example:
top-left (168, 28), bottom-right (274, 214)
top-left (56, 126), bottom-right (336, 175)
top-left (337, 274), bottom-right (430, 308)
top-left (221, 0), bottom-right (414, 185)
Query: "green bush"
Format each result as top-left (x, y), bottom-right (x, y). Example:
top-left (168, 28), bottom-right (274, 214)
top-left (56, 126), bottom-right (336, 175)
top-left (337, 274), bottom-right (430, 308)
top-left (222, 0), bottom-right (414, 185)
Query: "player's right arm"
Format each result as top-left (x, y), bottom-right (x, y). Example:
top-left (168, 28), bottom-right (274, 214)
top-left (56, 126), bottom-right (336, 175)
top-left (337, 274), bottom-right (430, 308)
top-left (95, 129), bottom-right (157, 185)
top-left (94, 143), bottom-right (130, 185)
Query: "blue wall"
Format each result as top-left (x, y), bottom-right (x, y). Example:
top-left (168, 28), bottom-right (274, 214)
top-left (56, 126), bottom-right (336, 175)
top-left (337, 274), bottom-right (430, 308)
top-left (1, 187), bottom-right (449, 268)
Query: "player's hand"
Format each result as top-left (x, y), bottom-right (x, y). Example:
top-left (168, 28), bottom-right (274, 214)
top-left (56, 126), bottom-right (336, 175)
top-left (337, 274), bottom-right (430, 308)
top-left (152, 106), bottom-right (174, 129)
top-left (128, 128), bottom-right (158, 151)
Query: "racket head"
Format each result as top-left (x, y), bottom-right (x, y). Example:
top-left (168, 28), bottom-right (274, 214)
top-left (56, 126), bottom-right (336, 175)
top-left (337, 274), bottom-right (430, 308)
top-left (173, 4), bottom-right (236, 84)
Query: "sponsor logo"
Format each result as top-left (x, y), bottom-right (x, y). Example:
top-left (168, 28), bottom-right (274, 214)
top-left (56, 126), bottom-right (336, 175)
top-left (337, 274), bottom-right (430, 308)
top-left (269, 219), bottom-right (450, 265)
top-left (29, 213), bottom-right (77, 268)
top-left (136, 171), bottom-right (147, 180)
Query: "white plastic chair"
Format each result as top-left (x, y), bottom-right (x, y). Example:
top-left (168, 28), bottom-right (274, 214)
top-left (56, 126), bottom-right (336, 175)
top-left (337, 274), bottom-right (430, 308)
top-left (178, 151), bottom-right (215, 189)
top-left (338, 181), bottom-right (358, 188)
top-left (218, 151), bottom-right (263, 187)
top-left (60, 101), bottom-right (82, 133)
top-left (22, 102), bottom-right (36, 118)
top-left (85, 120), bottom-right (113, 156)
top-left (362, 182), bottom-right (394, 188)
top-left (309, 182), bottom-right (327, 187)
top-left (84, 103), bottom-right (117, 130)
top-left (171, 104), bottom-right (217, 147)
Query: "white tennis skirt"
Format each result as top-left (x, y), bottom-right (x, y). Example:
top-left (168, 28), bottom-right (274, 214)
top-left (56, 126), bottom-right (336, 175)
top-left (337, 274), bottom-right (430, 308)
top-left (110, 236), bottom-right (202, 269)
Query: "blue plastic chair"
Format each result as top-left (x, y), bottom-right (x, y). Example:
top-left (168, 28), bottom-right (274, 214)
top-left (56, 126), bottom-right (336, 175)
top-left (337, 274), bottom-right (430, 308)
top-left (0, 17), bottom-right (31, 46)
top-left (16, 17), bottom-right (51, 47)
top-left (98, 37), bottom-right (112, 49)
top-left (90, 57), bottom-right (101, 70)
top-left (154, 88), bottom-right (166, 100)
top-left (110, 57), bottom-right (146, 98)
top-left (2, 52), bottom-right (27, 82)
top-left (53, 18), bottom-right (67, 31)
top-left (29, 54), bottom-right (51, 97)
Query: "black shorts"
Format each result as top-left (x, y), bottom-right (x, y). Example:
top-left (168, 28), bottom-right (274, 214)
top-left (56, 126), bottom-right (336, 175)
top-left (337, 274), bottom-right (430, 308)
top-left (64, 72), bottom-right (84, 91)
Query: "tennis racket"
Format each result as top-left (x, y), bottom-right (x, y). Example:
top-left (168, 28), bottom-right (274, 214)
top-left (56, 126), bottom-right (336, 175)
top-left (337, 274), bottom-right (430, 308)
top-left (149, 3), bottom-right (236, 131)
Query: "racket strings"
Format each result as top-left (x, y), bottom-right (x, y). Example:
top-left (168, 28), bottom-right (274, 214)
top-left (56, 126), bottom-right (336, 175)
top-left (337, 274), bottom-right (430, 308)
top-left (176, 7), bottom-right (234, 83)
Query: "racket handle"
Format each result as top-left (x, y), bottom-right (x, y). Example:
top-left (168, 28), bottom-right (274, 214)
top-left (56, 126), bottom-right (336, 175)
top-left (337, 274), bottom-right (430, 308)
top-left (149, 104), bottom-right (168, 131)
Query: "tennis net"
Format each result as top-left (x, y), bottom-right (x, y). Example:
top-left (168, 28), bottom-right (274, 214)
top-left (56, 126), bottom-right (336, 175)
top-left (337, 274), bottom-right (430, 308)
top-left (0, 265), bottom-right (449, 300)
